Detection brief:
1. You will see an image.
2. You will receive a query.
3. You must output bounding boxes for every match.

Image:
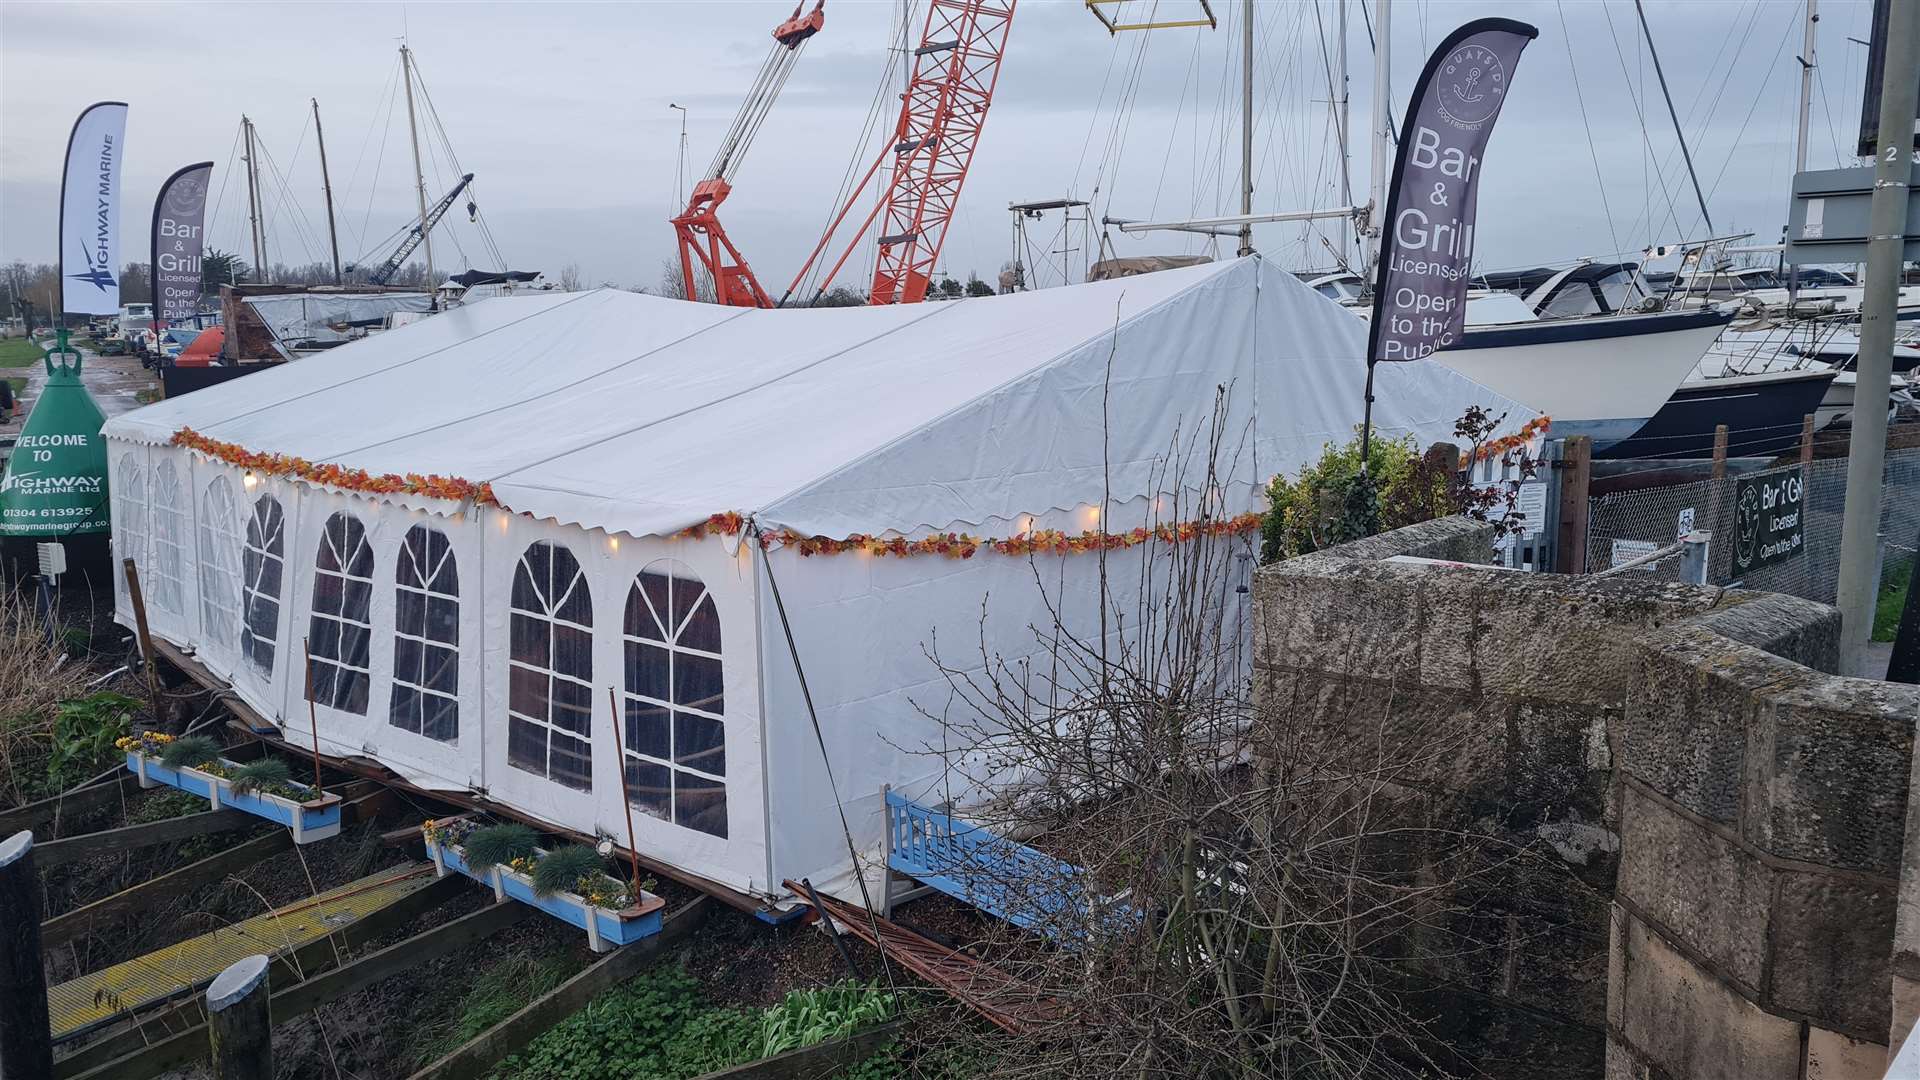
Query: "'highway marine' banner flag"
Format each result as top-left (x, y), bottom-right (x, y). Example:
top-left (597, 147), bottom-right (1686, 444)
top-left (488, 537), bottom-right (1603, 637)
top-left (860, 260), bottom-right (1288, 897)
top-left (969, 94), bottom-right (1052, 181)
top-left (1367, 20), bottom-right (1535, 364)
top-left (152, 162), bottom-right (214, 322)
top-left (59, 101), bottom-right (130, 315)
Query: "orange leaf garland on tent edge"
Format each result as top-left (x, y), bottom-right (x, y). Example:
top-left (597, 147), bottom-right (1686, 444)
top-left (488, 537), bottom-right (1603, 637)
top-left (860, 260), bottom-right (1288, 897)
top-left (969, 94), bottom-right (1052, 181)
top-left (169, 429), bottom-right (1260, 560)
top-left (170, 428), bottom-right (500, 508)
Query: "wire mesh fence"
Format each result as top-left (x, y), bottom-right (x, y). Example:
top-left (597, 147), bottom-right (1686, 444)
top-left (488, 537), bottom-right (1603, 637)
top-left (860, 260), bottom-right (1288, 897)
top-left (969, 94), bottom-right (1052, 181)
top-left (1584, 445), bottom-right (1920, 603)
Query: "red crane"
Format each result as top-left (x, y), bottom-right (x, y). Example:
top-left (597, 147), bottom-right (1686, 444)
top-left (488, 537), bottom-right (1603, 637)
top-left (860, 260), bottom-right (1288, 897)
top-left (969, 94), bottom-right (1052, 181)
top-left (670, 1), bottom-right (826, 307)
top-left (787, 0), bottom-right (1017, 305)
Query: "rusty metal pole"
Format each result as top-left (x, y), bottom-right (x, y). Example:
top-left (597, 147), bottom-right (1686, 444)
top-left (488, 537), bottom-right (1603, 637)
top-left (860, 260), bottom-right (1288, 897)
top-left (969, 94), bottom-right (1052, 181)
top-left (605, 687), bottom-right (644, 897)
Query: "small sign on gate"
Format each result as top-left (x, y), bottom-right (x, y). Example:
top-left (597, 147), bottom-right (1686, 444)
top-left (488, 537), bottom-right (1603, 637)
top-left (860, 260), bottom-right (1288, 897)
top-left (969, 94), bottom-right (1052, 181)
top-left (1515, 482), bottom-right (1547, 537)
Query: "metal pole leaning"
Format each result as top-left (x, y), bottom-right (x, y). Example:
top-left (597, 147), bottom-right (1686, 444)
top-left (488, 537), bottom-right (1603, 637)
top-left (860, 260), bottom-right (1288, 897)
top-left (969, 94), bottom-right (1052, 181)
top-left (0, 831), bottom-right (50, 1080)
top-left (1837, 0), bottom-right (1920, 673)
top-left (206, 954), bottom-right (272, 1079)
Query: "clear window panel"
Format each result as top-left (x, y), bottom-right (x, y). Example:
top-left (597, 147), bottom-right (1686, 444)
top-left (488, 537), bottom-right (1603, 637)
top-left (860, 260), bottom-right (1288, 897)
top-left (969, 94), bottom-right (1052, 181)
top-left (625, 758), bottom-right (672, 819)
top-left (675, 773), bottom-right (728, 838)
top-left (674, 712), bottom-right (725, 776)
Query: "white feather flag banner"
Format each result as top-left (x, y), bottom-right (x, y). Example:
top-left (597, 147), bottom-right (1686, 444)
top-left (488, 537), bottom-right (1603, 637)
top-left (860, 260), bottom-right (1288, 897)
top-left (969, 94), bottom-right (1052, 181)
top-left (59, 102), bottom-right (129, 315)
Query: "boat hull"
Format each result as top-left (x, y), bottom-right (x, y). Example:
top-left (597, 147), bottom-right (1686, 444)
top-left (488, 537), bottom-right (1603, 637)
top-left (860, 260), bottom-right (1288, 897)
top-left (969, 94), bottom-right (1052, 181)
top-left (1434, 308), bottom-right (1732, 450)
top-left (1597, 370), bottom-right (1838, 460)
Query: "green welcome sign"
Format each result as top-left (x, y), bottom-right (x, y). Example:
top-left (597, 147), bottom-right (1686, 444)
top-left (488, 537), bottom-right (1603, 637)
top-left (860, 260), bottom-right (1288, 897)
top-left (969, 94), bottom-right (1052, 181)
top-left (0, 341), bottom-right (109, 536)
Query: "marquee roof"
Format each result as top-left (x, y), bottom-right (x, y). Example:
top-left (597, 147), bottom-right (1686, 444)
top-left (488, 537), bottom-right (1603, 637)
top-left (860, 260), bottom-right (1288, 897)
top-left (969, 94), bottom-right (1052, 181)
top-left (104, 257), bottom-right (1530, 539)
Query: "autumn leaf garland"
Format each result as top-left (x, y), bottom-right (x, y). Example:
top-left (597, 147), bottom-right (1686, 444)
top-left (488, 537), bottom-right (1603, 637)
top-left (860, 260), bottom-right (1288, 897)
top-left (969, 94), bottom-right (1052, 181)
top-left (174, 430), bottom-right (1264, 562)
top-left (677, 509), bottom-right (1265, 560)
top-left (171, 428), bottom-right (499, 507)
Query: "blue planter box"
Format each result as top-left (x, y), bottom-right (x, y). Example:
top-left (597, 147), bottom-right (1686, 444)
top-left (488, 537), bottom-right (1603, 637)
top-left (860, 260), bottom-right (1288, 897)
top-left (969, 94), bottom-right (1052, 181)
top-left (125, 752), bottom-right (342, 843)
top-left (426, 840), bottom-right (664, 952)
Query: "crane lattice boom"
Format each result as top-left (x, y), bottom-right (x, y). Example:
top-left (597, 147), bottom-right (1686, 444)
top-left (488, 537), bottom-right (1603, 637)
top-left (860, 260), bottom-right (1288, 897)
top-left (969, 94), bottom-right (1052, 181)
top-left (369, 173), bottom-right (474, 286)
top-left (784, 0), bottom-right (1017, 307)
top-left (869, 1), bottom-right (1015, 304)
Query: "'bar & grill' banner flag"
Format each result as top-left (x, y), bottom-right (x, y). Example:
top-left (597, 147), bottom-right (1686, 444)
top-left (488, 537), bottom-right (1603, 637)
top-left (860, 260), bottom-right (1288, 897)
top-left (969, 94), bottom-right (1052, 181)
top-left (152, 162), bottom-right (214, 322)
top-left (1367, 20), bottom-right (1535, 365)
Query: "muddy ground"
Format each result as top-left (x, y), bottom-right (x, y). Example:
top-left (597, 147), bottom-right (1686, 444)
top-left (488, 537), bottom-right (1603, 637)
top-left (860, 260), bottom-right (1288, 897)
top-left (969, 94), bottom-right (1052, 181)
top-left (21, 583), bottom-right (988, 1080)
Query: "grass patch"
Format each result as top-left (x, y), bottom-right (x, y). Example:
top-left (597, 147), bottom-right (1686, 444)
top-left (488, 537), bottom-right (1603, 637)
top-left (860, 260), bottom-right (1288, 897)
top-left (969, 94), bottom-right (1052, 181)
top-left (135, 387), bottom-right (161, 405)
top-left (1876, 556), bottom-right (1913, 643)
top-left (413, 951), bottom-right (581, 1067)
top-left (0, 338), bottom-right (44, 368)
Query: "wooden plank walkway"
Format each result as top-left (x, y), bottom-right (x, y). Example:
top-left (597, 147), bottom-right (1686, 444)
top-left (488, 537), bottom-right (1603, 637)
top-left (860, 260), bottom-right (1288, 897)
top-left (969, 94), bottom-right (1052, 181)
top-left (48, 862), bottom-right (435, 1043)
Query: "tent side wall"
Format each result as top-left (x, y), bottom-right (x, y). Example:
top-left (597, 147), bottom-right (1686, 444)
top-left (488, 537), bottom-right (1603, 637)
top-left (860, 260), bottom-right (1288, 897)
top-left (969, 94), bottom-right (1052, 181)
top-left (106, 436), bottom-right (769, 895)
top-left (756, 500), bottom-right (1257, 900)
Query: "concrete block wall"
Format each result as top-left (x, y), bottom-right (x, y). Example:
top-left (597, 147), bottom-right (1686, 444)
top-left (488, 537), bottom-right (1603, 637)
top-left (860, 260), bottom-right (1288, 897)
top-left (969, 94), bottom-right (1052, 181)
top-left (1252, 516), bottom-right (1920, 1080)
top-left (1609, 593), bottom-right (1917, 1080)
top-left (1254, 517), bottom-right (1738, 1077)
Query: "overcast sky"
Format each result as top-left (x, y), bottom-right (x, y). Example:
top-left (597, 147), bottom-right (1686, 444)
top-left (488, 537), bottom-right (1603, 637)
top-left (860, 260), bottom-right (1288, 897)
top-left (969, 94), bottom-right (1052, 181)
top-left (0, 0), bottom-right (1878, 293)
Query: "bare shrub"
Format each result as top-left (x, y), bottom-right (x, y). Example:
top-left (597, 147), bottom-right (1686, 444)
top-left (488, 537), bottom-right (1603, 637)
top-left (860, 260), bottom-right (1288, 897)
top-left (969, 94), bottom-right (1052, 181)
top-left (0, 590), bottom-right (106, 807)
top-left (902, 390), bottom-right (1543, 1079)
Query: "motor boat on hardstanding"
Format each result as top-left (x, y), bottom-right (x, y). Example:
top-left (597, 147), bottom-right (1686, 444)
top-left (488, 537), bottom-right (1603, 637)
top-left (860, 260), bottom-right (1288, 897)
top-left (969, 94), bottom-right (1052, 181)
top-left (1595, 366), bottom-right (1837, 461)
top-left (1701, 317), bottom-right (1917, 429)
top-left (1306, 266), bottom-right (1735, 451)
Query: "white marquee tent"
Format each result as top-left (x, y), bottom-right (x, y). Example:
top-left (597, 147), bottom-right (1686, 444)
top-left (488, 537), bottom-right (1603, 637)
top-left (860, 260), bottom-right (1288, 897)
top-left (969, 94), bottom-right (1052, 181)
top-left (103, 256), bottom-right (1530, 905)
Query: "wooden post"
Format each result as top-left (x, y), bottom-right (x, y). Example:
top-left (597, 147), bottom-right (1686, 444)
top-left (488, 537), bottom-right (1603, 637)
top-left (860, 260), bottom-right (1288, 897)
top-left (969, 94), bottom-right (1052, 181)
top-left (1711, 424), bottom-right (1730, 479)
top-left (206, 954), bottom-right (271, 1080)
top-left (121, 559), bottom-right (160, 720)
top-left (1554, 436), bottom-right (1592, 574)
top-left (1799, 413), bottom-right (1815, 466)
top-left (0, 831), bottom-right (51, 1080)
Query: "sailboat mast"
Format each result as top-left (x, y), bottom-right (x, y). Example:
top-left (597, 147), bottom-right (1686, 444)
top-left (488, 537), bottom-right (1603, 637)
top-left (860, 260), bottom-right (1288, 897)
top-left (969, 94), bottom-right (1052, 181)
top-left (1787, 1), bottom-right (1818, 296)
top-left (401, 45), bottom-right (436, 289)
top-left (1238, 0), bottom-right (1255, 257)
top-left (242, 116), bottom-right (268, 284)
top-left (1794, 1), bottom-right (1818, 174)
top-left (1336, 0), bottom-right (1352, 261)
top-left (313, 98), bottom-right (342, 285)
top-left (1367, 0), bottom-right (1390, 275)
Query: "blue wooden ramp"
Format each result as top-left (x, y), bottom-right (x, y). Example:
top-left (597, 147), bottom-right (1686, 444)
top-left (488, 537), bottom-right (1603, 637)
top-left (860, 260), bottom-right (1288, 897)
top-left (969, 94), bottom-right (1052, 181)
top-left (883, 789), bottom-right (1110, 941)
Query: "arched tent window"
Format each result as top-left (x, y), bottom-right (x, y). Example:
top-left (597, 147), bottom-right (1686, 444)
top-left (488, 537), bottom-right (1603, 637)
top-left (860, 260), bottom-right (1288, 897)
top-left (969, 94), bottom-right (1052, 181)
top-left (196, 476), bottom-right (242, 649)
top-left (149, 459), bottom-right (188, 616)
top-left (621, 563), bottom-right (726, 838)
top-left (308, 512), bottom-right (374, 713)
top-left (508, 541), bottom-right (593, 791)
top-left (113, 453), bottom-right (146, 577)
top-left (391, 525), bottom-right (458, 742)
top-left (240, 495), bottom-right (284, 675)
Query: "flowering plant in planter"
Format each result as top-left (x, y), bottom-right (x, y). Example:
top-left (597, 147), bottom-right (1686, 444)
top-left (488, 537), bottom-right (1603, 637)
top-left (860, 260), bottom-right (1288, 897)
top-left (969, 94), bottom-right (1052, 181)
top-left (121, 737), bottom-right (342, 843)
top-left (421, 817), bottom-right (663, 951)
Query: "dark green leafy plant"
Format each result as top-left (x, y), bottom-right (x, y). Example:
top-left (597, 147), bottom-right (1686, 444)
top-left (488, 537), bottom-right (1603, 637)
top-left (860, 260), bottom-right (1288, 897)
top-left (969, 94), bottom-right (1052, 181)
top-left (226, 757), bottom-right (294, 797)
top-left (462, 822), bottom-right (538, 873)
top-left (750, 981), bottom-right (894, 1059)
top-left (159, 734), bottom-right (223, 770)
top-left (1260, 427), bottom-right (1454, 563)
top-left (530, 844), bottom-right (603, 897)
top-left (45, 692), bottom-right (137, 790)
